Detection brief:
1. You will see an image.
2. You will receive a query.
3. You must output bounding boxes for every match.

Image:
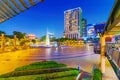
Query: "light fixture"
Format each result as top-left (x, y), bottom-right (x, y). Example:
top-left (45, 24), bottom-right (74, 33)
top-left (116, 22), bottom-right (120, 26)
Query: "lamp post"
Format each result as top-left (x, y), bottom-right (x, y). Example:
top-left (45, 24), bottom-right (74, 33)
top-left (1, 34), bottom-right (4, 52)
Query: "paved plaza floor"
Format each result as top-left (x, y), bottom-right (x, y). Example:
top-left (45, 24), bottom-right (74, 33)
top-left (0, 45), bottom-right (118, 80)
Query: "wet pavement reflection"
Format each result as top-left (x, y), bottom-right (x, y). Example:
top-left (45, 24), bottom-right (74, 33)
top-left (0, 45), bottom-right (100, 75)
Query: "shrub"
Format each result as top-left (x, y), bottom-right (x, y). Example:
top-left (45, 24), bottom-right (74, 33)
top-left (0, 68), bottom-right (77, 78)
top-left (92, 68), bottom-right (102, 80)
top-left (30, 61), bottom-right (57, 65)
top-left (0, 61), bottom-right (78, 80)
top-left (15, 61), bottom-right (66, 71)
top-left (0, 70), bottom-right (78, 80)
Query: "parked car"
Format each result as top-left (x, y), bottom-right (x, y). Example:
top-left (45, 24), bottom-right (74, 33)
top-left (94, 43), bottom-right (100, 54)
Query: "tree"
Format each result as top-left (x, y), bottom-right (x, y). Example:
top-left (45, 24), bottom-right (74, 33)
top-left (31, 39), bottom-right (36, 44)
top-left (0, 31), bottom-right (6, 35)
top-left (40, 35), bottom-right (46, 42)
top-left (20, 39), bottom-right (29, 46)
top-left (55, 38), bottom-right (70, 42)
top-left (40, 35), bottom-right (56, 42)
top-left (50, 37), bottom-right (56, 42)
top-left (13, 31), bottom-right (26, 40)
top-left (6, 35), bottom-right (14, 39)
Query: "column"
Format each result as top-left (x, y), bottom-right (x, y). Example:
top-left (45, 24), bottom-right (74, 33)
top-left (100, 35), bottom-right (106, 74)
top-left (74, 34), bottom-right (76, 39)
top-left (76, 34), bottom-right (78, 39)
top-left (66, 34), bottom-right (67, 38)
top-left (1, 34), bottom-right (4, 52)
top-left (74, 34), bottom-right (75, 39)
top-left (72, 34), bottom-right (73, 39)
top-left (72, 33), bottom-right (74, 39)
top-left (77, 34), bottom-right (78, 39)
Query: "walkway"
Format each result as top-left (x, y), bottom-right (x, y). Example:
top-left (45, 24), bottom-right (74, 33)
top-left (102, 57), bottom-right (118, 80)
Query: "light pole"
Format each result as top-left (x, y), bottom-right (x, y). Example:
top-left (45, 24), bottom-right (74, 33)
top-left (1, 34), bottom-right (4, 52)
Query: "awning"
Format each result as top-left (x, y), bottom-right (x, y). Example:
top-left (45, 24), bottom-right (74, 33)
top-left (103, 0), bottom-right (120, 35)
top-left (0, 0), bottom-right (43, 23)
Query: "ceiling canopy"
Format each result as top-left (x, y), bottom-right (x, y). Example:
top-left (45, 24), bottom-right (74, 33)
top-left (0, 0), bottom-right (43, 23)
top-left (103, 0), bottom-right (120, 35)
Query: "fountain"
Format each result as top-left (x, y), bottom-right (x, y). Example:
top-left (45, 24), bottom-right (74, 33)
top-left (38, 29), bottom-right (56, 48)
top-left (46, 29), bottom-right (50, 46)
top-left (45, 29), bottom-right (52, 47)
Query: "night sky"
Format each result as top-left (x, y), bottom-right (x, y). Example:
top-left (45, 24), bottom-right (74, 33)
top-left (0, 0), bottom-right (114, 38)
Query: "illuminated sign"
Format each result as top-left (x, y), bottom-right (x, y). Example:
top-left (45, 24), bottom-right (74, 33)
top-left (87, 26), bottom-right (95, 36)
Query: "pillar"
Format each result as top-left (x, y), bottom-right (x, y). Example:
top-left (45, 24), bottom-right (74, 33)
top-left (100, 35), bottom-right (106, 74)
top-left (1, 34), bottom-right (4, 52)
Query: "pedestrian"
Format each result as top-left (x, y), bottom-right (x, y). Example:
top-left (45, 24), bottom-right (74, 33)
top-left (92, 64), bottom-right (96, 74)
top-left (78, 65), bottom-right (80, 72)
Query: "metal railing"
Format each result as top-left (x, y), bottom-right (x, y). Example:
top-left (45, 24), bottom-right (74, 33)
top-left (106, 43), bottom-right (120, 79)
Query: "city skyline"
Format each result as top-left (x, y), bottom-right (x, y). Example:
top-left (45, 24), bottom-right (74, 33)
top-left (0, 0), bottom-right (114, 38)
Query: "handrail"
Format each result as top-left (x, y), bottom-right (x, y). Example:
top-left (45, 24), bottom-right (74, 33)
top-left (106, 44), bottom-right (120, 68)
top-left (76, 71), bottom-right (84, 80)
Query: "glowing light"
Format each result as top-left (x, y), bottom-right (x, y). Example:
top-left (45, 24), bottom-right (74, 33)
top-left (116, 22), bottom-right (120, 26)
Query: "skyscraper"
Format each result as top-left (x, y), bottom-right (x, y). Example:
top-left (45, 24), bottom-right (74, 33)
top-left (63, 7), bottom-right (82, 39)
top-left (82, 18), bottom-right (87, 37)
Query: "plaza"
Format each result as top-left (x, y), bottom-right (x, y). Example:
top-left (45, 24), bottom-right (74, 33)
top-left (0, 45), bottom-right (118, 80)
top-left (0, 0), bottom-right (119, 80)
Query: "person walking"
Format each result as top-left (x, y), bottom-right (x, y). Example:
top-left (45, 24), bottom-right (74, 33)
top-left (78, 65), bottom-right (80, 72)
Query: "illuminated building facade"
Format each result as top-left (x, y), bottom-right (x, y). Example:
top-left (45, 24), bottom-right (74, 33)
top-left (27, 34), bottom-right (36, 40)
top-left (82, 18), bottom-right (87, 37)
top-left (94, 22), bottom-right (106, 38)
top-left (63, 7), bottom-right (82, 39)
top-left (86, 23), bottom-right (105, 39)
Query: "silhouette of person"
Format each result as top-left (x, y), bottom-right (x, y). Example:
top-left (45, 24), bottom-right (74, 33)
top-left (78, 65), bottom-right (80, 72)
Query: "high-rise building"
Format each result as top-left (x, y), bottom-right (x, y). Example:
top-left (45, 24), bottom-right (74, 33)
top-left (82, 18), bottom-right (87, 37)
top-left (63, 7), bottom-right (82, 39)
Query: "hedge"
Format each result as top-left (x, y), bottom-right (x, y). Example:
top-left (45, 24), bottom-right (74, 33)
top-left (15, 61), bottom-right (66, 71)
top-left (0, 70), bottom-right (78, 80)
top-left (92, 68), bottom-right (102, 80)
top-left (0, 68), bottom-right (77, 78)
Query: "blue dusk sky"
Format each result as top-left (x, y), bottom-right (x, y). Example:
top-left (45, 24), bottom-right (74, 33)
top-left (0, 0), bottom-right (114, 38)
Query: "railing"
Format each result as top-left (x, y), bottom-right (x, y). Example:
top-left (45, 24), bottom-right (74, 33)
top-left (106, 43), bottom-right (120, 79)
top-left (106, 44), bottom-right (120, 67)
